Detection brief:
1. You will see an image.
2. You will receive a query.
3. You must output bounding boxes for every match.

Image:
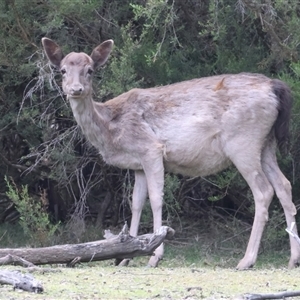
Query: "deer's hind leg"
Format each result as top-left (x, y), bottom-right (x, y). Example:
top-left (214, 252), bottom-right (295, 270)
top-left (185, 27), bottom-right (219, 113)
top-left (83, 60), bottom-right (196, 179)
top-left (226, 144), bottom-right (275, 270)
top-left (261, 140), bottom-right (300, 268)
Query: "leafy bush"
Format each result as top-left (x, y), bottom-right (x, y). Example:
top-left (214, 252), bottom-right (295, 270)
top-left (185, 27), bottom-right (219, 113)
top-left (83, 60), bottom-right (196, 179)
top-left (5, 176), bottom-right (60, 246)
top-left (1, 0), bottom-right (300, 236)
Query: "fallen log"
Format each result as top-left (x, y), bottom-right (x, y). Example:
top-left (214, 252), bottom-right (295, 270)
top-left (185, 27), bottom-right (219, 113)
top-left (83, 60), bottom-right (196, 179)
top-left (0, 270), bottom-right (43, 293)
top-left (0, 225), bottom-right (174, 266)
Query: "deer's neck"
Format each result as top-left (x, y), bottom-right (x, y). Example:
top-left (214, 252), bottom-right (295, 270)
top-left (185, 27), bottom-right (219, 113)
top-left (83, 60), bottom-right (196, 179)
top-left (69, 95), bottom-right (110, 153)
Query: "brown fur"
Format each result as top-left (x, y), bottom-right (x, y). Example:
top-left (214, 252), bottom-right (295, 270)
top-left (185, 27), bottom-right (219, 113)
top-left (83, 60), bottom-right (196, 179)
top-left (214, 77), bottom-right (225, 91)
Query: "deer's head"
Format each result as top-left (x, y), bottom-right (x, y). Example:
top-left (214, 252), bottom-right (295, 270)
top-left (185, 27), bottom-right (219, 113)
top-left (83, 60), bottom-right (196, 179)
top-left (42, 38), bottom-right (114, 99)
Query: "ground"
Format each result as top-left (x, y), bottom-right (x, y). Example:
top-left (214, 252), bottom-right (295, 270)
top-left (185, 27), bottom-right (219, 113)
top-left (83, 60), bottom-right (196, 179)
top-left (0, 216), bottom-right (298, 299)
top-left (0, 252), bottom-right (299, 299)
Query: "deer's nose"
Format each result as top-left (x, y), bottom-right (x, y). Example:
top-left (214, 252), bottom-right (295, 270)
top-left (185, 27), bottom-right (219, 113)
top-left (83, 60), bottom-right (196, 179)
top-left (71, 85), bottom-right (84, 96)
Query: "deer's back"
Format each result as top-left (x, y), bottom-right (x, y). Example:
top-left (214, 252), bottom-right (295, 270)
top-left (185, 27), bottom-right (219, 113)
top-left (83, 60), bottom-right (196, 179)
top-left (103, 73), bottom-right (279, 176)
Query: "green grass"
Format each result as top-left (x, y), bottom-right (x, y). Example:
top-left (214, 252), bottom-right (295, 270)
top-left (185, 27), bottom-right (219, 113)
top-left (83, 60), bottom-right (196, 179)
top-left (163, 241), bottom-right (291, 269)
top-left (1, 264), bottom-right (300, 299)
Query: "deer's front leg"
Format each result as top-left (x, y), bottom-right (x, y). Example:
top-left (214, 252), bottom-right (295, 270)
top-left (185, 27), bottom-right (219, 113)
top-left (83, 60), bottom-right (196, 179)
top-left (129, 170), bottom-right (148, 237)
top-left (142, 154), bottom-right (165, 267)
top-left (118, 170), bottom-right (148, 266)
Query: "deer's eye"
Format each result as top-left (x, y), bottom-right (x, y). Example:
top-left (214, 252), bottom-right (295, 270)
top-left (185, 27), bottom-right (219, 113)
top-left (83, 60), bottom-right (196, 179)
top-left (60, 69), bottom-right (66, 75)
top-left (87, 68), bottom-right (94, 75)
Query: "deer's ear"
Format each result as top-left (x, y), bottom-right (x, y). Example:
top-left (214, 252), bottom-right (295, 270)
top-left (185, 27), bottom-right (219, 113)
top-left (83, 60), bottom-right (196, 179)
top-left (90, 40), bottom-right (114, 68)
top-left (42, 38), bottom-right (64, 68)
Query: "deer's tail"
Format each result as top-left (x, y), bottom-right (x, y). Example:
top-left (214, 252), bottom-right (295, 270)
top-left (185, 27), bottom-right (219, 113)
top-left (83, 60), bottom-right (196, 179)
top-left (272, 79), bottom-right (293, 155)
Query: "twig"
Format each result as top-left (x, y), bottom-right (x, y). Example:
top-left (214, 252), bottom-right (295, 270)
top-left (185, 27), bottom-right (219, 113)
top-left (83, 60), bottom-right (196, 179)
top-left (94, 9), bottom-right (118, 27)
top-left (285, 222), bottom-right (300, 246)
top-left (67, 257), bottom-right (81, 268)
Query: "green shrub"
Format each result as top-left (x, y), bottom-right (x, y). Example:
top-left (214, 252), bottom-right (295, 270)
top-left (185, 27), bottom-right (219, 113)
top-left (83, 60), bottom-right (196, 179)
top-left (5, 176), bottom-right (60, 246)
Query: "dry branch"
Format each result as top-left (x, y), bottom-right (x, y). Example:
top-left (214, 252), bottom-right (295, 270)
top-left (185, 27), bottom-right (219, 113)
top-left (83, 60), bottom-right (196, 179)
top-left (0, 254), bottom-right (35, 267)
top-left (242, 290), bottom-right (300, 299)
top-left (0, 225), bottom-right (174, 266)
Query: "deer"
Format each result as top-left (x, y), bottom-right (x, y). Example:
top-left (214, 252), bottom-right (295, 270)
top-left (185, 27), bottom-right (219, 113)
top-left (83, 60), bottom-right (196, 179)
top-left (41, 37), bottom-right (300, 270)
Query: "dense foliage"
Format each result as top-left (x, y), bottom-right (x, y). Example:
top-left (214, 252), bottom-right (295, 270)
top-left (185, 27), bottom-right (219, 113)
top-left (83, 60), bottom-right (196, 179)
top-left (1, 0), bottom-right (300, 240)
